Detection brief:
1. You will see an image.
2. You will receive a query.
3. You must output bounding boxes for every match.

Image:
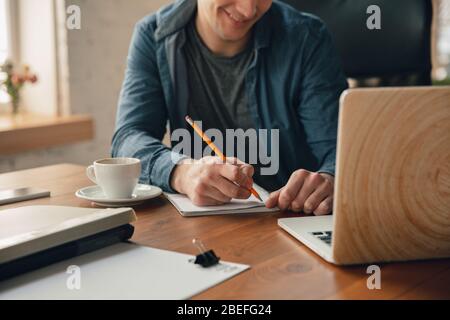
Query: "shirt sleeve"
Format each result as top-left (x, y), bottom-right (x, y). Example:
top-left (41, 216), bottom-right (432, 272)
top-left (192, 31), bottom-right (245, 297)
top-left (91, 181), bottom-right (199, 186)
top-left (111, 21), bottom-right (188, 192)
top-left (297, 20), bottom-right (348, 176)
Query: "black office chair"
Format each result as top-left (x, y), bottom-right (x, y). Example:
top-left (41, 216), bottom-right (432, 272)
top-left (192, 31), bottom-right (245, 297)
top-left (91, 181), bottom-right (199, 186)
top-left (280, 0), bottom-right (433, 86)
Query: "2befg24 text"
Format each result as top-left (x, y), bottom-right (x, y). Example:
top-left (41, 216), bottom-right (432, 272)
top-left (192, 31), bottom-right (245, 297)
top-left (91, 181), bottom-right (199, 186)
top-left (177, 304), bottom-right (272, 318)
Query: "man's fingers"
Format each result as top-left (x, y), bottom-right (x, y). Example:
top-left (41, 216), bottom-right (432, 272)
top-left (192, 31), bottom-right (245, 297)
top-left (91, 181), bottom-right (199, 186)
top-left (212, 174), bottom-right (251, 199)
top-left (266, 189), bottom-right (282, 208)
top-left (192, 178), bottom-right (229, 204)
top-left (225, 157), bottom-right (247, 166)
top-left (313, 197), bottom-right (333, 215)
top-left (190, 193), bottom-right (228, 206)
top-left (202, 185), bottom-right (232, 204)
top-left (290, 173), bottom-right (322, 213)
top-left (225, 157), bottom-right (255, 179)
top-left (302, 181), bottom-right (331, 213)
top-left (240, 164), bottom-right (254, 178)
top-left (198, 156), bottom-right (223, 165)
top-left (219, 163), bottom-right (253, 189)
top-left (278, 170), bottom-right (308, 210)
top-left (225, 157), bottom-right (255, 178)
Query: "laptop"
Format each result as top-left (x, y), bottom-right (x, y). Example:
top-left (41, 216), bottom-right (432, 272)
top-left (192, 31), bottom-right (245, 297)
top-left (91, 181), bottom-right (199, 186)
top-left (278, 86), bottom-right (450, 265)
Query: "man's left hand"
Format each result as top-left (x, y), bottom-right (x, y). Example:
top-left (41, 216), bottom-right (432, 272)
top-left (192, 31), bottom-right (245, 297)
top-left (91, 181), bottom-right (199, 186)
top-left (265, 170), bottom-right (334, 215)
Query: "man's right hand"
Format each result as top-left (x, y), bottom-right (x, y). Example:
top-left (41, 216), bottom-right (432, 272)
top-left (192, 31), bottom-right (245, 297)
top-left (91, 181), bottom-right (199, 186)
top-left (170, 156), bottom-right (255, 206)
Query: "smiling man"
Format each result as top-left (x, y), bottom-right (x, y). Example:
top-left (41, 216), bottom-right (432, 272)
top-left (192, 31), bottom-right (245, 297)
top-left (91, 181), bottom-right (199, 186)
top-left (112, 0), bottom-right (348, 215)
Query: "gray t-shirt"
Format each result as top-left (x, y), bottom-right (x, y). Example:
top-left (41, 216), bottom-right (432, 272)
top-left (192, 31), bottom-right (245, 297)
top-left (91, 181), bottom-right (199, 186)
top-left (184, 19), bottom-right (254, 134)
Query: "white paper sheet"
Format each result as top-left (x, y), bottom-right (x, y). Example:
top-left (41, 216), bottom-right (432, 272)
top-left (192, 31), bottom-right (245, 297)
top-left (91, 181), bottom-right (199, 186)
top-left (0, 243), bottom-right (249, 300)
top-left (165, 184), bottom-right (278, 216)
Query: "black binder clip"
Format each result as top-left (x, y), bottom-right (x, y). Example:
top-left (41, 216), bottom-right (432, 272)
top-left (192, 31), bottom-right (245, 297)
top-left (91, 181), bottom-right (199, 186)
top-left (192, 238), bottom-right (220, 268)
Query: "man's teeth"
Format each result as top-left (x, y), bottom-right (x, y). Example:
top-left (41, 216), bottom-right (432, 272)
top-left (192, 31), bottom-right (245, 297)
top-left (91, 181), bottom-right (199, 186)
top-left (228, 13), bottom-right (241, 22)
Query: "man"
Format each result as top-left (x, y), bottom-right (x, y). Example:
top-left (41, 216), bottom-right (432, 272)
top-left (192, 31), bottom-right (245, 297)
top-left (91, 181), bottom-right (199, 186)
top-left (112, 0), bottom-right (348, 215)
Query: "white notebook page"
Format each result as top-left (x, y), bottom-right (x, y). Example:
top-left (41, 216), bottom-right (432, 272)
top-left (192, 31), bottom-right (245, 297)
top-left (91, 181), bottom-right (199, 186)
top-left (165, 184), bottom-right (279, 216)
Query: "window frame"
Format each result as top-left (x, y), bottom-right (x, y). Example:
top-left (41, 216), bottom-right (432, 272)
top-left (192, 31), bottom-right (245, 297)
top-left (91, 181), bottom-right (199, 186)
top-left (6, 0), bottom-right (19, 64)
top-left (0, 0), bottom-right (19, 109)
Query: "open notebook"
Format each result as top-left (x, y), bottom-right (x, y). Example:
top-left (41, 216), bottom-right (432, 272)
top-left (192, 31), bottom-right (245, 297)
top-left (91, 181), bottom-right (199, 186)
top-left (165, 184), bottom-right (279, 217)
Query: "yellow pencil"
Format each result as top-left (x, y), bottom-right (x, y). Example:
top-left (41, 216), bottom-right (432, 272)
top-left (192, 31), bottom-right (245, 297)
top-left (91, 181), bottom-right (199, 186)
top-left (185, 115), bottom-right (262, 202)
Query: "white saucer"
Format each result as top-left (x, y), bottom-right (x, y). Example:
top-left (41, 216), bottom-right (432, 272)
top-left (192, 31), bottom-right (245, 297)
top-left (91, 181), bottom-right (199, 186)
top-left (75, 184), bottom-right (163, 207)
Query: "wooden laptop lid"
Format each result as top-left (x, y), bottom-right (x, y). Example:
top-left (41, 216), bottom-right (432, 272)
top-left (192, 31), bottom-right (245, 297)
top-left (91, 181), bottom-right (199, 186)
top-left (332, 86), bottom-right (450, 265)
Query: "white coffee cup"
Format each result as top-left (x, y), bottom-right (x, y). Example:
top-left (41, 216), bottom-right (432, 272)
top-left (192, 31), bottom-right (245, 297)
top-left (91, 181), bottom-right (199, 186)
top-left (86, 157), bottom-right (141, 199)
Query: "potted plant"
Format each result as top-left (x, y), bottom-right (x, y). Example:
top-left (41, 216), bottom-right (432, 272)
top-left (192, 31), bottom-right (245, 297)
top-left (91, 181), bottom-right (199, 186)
top-left (0, 60), bottom-right (38, 115)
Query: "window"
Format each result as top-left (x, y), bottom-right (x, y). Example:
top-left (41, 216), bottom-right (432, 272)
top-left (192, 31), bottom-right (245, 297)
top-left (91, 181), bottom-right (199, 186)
top-left (436, 0), bottom-right (450, 80)
top-left (432, 0), bottom-right (450, 82)
top-left (1, 0), bottom-right (66, 114)
top-left (0, 0), bottom-right (9, 105)
top-left (0, 0), bottom-right (8, 64)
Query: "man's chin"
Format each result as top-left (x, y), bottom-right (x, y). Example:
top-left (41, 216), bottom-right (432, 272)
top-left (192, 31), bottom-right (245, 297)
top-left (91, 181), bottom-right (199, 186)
top-left (220, 30), bottom-right (251, 43)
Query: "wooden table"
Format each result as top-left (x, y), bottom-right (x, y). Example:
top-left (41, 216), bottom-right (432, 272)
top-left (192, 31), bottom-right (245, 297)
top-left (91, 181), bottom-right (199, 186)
top-left (1, 164), bottom-right (449, 299)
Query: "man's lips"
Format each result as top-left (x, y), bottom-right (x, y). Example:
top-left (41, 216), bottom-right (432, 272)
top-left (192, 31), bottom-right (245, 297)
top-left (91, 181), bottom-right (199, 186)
top-left (221, 8), bottom-right (253, 26)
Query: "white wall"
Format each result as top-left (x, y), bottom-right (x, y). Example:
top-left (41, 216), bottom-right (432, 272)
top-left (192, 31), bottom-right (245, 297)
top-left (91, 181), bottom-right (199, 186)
top-left (0, 0), bottom-right (172, 173)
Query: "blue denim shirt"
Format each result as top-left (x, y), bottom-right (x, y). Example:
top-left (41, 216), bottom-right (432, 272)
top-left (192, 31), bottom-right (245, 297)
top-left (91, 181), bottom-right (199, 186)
top-left (111, 0), bottom-right (348, 192)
